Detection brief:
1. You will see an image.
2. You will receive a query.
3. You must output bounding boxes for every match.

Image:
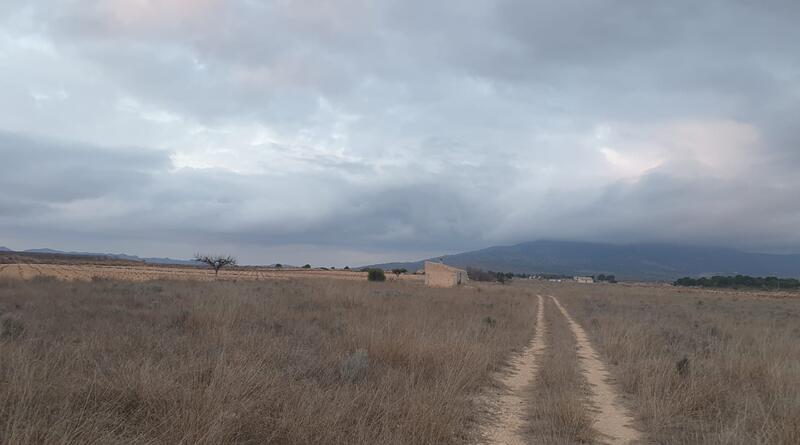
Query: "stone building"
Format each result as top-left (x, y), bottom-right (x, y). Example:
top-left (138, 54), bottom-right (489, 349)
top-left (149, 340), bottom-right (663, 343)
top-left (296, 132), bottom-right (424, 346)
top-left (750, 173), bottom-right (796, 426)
top-left (424, 261), bottom-right (468, 288)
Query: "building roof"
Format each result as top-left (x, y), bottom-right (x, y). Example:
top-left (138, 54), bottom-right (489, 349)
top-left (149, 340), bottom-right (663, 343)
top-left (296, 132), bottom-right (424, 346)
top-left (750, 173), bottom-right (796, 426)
top-left (424, 261), bottom-right (467, 274)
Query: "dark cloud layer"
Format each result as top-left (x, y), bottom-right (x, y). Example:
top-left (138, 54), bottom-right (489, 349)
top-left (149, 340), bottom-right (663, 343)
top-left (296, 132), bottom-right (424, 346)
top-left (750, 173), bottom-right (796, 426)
top-left (0, 1), bottom-right (799, 264)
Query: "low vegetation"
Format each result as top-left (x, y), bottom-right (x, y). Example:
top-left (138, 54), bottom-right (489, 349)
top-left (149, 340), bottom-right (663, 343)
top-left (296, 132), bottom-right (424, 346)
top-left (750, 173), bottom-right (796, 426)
top-left (366, 268), bottom-right (386, 281)
top-left (0, 278), bottom-right (537, 444)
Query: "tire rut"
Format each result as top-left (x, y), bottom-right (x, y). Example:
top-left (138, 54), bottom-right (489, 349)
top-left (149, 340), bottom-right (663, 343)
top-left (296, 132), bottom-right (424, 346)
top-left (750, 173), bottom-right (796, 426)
top-left (550, 296), bottom-right (641, 445)
top-left (481, 294), bottom-right (547, 445)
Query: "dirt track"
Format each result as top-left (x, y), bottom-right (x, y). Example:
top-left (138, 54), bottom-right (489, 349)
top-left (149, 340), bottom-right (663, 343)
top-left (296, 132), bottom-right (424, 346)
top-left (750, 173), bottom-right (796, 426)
top-left (551, 296), bottom-right (641, 444)
top-left (480, 294), bottom-right (641, 444)
top-left (482, 295), bottom-right (546, 445)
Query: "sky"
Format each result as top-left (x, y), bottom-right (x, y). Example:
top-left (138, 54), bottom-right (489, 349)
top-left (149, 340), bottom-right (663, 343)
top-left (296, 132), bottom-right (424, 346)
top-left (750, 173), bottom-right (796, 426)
top-left (1, 1), bottom-right (799, 266)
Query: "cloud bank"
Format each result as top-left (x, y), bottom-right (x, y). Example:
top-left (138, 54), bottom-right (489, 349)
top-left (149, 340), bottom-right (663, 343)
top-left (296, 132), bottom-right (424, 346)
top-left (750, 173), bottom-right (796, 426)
top-left (1, 1), bottom-right (799, 264)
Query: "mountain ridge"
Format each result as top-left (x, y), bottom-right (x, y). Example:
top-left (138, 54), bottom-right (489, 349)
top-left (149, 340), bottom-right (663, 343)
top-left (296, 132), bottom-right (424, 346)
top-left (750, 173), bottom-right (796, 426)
top-left (3, 247), bottom-right (197, 266)
top-left (365, 240), bottom-right (800, 281)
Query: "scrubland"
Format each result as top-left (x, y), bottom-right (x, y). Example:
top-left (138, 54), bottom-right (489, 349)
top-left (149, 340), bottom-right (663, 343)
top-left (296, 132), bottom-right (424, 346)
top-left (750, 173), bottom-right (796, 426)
top-left (0, 277), bottom-right (535, 445)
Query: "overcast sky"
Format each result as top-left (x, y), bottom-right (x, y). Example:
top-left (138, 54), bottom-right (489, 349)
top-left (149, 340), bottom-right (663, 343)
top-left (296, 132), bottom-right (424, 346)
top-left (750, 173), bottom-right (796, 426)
top-left (1, 1), bottom-right (799, 265)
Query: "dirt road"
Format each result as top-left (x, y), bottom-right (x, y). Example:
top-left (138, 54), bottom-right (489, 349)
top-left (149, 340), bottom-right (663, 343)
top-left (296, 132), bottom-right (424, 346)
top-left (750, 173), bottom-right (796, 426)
top-left (551, 296), bottom-right (641, 444)
top-left (479, 294), bottom-right (641, 444)
top-left (482, 295), bottom-right (546, 445)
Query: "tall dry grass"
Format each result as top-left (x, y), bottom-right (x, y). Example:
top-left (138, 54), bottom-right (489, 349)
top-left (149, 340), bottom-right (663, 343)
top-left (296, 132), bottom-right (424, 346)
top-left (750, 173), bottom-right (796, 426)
top-left (550, 283), bottom-right (800, 444)
top-left (0, 278), bottom-right (537, 444)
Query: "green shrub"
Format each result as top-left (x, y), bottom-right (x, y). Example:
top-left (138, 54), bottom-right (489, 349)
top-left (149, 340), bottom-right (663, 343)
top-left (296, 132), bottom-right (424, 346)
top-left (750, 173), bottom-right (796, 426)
top-left (367, 269), bottom-right (386, 282)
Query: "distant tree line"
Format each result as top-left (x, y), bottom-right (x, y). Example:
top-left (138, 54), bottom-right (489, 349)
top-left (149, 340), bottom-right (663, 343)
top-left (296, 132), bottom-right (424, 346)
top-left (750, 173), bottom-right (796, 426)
top-left (596, 274), bottom-right (617, 283)
top-left (465, 269), bottom-right (619, 284)
top-left (674, 275), bottom-right (800, 290)
top-left (466, 267), bottom-right (514, 283)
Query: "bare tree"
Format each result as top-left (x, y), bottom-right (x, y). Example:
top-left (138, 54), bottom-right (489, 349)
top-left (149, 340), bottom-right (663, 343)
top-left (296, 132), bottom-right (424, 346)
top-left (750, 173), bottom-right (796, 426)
top-left (194, 254), bottom-right (237, 277)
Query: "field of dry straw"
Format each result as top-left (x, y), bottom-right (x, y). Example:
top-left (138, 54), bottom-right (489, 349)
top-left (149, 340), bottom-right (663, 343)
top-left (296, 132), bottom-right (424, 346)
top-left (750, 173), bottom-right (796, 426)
top-left (0, 277), bottom-right (535, 444)
top-left (1, 270), bottom-right (798, 444)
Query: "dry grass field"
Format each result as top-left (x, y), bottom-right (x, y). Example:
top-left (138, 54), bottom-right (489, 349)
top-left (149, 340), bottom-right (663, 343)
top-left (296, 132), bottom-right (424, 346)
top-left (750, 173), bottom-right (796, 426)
top-left (0, 262), bottom-right (364, 282)
top-left (0, 261), bottom-right (422, 283)
top-left (1, 268), bottom-right (799, 445)
top-left (0, 277), bottom-right (535, 444)
top-left (547, 283), bottom-right (800, 444)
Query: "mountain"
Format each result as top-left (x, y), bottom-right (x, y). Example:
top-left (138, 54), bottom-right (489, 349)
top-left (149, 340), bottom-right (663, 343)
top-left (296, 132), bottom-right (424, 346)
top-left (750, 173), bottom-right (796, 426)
top-left (24, 248), bottom-right (63, 254)
top-left (366, 240), bottom-right (800, 281)
top-left (18, 248), bottom-right (197, 266)
top-left (0, 246), bottom-right (12, 252)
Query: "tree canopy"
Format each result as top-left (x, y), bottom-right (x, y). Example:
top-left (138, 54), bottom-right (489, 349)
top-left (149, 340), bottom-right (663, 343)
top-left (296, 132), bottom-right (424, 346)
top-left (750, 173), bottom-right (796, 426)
top-left (674, 275), bottom-right (800, 290)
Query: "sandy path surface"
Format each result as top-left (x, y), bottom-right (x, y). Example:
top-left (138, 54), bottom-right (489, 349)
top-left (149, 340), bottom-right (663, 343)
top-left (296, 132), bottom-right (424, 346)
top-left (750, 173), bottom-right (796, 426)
top-left (551, 296), bottom-right (641, 445)
top-left (482, 294), bottom-right (547, 445)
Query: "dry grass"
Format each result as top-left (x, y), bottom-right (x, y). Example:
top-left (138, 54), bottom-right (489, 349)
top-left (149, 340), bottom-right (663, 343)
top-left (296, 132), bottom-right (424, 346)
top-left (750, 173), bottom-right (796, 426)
top-left (525, 296), bottom-right (594, 444)
top-left (5, 274), bottom-right (797, 444)
top-left (0, 262), bottom-right (397, 283)
top-left (550, 283), bottom-right (800, 444)
top-left (0, 278), bottom-right (536, 444)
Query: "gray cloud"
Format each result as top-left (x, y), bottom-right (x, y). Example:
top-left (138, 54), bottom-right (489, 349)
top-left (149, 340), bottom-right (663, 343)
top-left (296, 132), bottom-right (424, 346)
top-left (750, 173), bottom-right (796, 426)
top-left (0, 133), bottom-right (168, 202)
top-left (0, 1), bottom-right (799, 264)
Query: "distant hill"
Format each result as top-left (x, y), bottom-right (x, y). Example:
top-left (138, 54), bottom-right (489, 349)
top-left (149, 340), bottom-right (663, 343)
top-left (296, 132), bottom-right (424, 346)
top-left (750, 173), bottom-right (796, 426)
top-left (365, 240), bottom-right (800, 281)
top-left (24, 248), bottom-right (65, 254)
top-left (0, 246), bottom-right (11, 252)
top-left (15, 248), bottom-right (198, 266)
